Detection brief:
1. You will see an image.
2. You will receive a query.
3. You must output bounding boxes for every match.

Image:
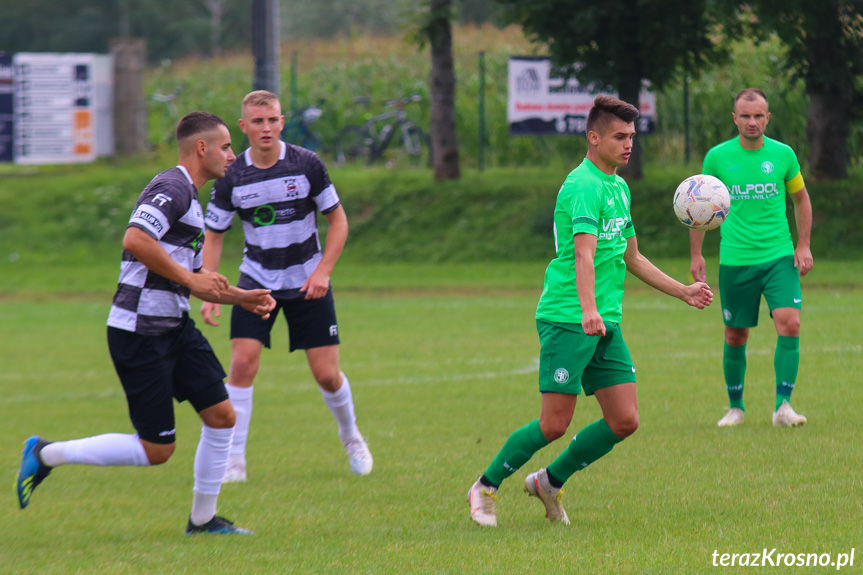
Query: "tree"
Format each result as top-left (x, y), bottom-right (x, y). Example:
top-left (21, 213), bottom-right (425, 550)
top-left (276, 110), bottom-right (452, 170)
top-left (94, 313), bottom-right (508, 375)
top-left (495, 0), bottom-right (728, 178)
top-left (747, 0), bottom-right (863, 181)
top-left (418, 0), bottom-right (461, 180)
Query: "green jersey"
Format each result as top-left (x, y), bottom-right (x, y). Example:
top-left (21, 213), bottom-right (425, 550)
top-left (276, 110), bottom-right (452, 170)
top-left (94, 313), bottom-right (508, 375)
top-left (702, 136), bottom-right (802, 265)
top-left (536, 158), bottom-right (635, 324)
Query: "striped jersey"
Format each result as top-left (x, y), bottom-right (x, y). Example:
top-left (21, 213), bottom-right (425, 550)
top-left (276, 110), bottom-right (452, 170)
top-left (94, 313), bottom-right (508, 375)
top-left (107, 166), bottom-right (205, 335)
top-left (205, 141), bottom-right (340, 298)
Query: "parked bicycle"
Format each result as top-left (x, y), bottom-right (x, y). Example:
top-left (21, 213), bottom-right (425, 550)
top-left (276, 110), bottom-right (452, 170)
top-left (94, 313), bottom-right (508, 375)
top-left (283, 101), bottom-right (324, 152)
top-left (336, 95), bottom-right (432, 167)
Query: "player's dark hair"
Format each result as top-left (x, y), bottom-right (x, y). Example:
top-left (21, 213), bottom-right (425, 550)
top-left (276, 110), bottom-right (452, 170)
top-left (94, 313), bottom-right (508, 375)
top-left (586, 95), bottom-right (639, 134)
top-left (176, 111), bottom-right (227, 142)
top-left (734, 88), bottom-right (769, 107)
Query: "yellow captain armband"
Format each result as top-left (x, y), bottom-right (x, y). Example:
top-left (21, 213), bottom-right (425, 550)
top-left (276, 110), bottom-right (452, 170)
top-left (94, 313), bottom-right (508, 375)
top-left (786, 171), bottom-right (805, 194)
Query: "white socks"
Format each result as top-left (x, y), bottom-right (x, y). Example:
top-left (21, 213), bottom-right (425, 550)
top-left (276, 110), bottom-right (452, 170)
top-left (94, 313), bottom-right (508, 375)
top-left (39, 433), bottom-right (150, 468)
top-left (226, 384), bottom-right (253, 456)
top-left (320, 372), bottom-right (360, 443)
top-left (190, 424), bottom-right (233, 526)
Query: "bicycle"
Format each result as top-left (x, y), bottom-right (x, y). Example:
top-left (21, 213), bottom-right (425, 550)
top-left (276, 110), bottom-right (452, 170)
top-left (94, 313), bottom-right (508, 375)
top-left (336, 95), bottom-right (432, 167)
top-left (283, 102), bottom-right (324, 152)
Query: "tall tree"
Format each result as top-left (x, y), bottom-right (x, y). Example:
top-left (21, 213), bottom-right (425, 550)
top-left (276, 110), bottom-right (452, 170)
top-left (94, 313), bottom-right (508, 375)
top-left (748, 0), bottom-right (863, 181)
top-left (418, 0), bottom-right (461, 180)
top-left (495, 0), bottom-right (727, 178)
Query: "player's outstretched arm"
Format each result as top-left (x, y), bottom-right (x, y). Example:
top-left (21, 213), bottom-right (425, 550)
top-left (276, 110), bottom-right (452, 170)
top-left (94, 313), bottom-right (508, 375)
top-left (201, 229), bottom-right (227, 325)
top-left (196, 286), bottom-right (275, 320)
top-left (624, 236), bottom-right (713, 309)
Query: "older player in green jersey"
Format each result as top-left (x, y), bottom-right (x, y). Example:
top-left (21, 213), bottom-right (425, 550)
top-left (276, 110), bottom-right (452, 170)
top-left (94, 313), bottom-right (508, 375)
top-left (468, 95), bottom-right (714, 527)
top-left (690, 88), bottom-right (814, 428)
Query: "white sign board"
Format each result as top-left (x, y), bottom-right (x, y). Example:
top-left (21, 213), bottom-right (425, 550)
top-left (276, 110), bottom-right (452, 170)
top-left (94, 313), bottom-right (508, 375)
top-left (508, 56), bottom-right (655, 135)
top-left (14, 53), bottom-right (113, 164)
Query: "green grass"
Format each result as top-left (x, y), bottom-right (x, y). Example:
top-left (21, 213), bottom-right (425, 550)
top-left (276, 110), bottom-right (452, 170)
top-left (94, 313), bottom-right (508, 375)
top-left (1, 261), bottom-right (861, 574)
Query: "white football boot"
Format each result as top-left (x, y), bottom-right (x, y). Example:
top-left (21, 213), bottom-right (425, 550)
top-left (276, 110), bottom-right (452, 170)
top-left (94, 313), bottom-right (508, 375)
top-left (468, 478), bottom-right (498, 527)
top-left (222, 453), bottom-right (247, 483)
top-left (773, 401), bottom-right (807, 427)
top-left (343, 434), bottom-right (373, 476)
top-left (524, 468), bottom-right (570, 525)
top-left (717, 407), bottom-right (745, 427)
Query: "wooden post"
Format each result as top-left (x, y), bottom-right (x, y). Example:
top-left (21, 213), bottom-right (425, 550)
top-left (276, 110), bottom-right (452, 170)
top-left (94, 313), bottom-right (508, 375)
top-left (111, 38), bottom-right (147, 156)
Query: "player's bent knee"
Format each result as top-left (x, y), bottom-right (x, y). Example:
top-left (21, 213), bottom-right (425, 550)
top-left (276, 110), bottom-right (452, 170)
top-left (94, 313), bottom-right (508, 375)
top-left (199, 401), bottom-right (237, 429)
top-left (540, 419), bottom-right (570, 442)
top-left (231, 356), bottom-right (260, 381)
top-left (610, 413), bottom-right (639, 439)
top-left (143, 441), bottom-right (176, 465)
top-left (314, 370), bottom-right (343, 392)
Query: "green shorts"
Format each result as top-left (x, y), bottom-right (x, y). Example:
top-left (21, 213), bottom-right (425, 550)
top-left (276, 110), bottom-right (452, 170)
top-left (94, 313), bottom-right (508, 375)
top-left (719, 255), bottom-right (802, 328)
top-left (537, 319), bottom-right (636, 396)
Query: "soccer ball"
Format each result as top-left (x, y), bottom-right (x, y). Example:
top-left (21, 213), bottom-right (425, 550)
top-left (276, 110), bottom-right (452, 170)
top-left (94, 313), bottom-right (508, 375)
top-left (672, 174), bottom-right (731, 231)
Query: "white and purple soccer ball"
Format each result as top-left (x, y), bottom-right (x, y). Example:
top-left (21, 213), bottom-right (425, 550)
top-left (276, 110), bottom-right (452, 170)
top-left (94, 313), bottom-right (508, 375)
top-left (673, 174), bottom-right (731, 231)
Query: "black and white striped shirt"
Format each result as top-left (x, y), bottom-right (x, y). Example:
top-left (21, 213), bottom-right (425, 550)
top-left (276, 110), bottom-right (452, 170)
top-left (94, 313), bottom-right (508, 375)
top-left (107, 166), bottom-right (205, 335)
top-left (205, 141), bottom-right (340, 298)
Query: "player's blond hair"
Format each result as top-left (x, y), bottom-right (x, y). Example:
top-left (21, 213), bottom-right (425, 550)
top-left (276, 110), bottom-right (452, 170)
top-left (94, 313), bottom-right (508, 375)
top-left (242, 90), bottom-right (280, 110)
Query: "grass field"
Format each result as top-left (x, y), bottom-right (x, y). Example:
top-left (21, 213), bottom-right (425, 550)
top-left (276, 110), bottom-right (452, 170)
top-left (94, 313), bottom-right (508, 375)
top-left (1, 260), bottom-right (861, 574)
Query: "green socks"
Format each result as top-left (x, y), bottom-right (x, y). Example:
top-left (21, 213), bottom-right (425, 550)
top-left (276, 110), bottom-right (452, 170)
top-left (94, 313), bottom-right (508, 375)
top-left (483, 419), bottom-right (549, 487)
top-left (775, 335), bottom-right (799, 409)
top-left (546, 418), bottom-right (623, 484)
top-left (723, 342), bottom-right (747, 410)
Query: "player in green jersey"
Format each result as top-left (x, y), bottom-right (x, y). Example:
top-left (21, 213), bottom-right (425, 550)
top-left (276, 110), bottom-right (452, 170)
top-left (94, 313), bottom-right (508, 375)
top-left (690, 88), bottom-right (814, 428)
top-left (468, 95), bottom-right (714, 527)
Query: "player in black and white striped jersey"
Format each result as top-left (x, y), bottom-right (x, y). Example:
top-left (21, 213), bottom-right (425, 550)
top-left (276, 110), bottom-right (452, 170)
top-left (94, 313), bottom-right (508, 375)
top-left (201, 90), bottom-right (373, 481)
top-left (16, 111), bottom-right (276, 535)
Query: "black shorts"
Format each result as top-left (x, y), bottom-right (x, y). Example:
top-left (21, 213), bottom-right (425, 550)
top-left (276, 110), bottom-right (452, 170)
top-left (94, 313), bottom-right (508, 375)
top-left (230, 288), bottom-right (340, 352)
top-left (107, 316), bottom-right (228, 444)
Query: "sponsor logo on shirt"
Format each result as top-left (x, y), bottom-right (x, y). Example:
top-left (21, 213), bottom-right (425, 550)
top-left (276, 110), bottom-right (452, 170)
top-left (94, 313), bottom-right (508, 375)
top-left (132, 209), bottom-right (163, 234)
top-left (599, 217), bottom-right (629, 240)
top-left (729, 182), bottom-right (780, 200)
top-left (152, 193), bottom-right (173, 206)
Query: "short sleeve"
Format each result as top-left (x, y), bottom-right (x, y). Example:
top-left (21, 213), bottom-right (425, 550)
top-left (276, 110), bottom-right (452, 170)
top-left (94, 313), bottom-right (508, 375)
top-left (702, 149), bottom-right (718, 178)
top-left (205, 173), bottom-right (237, 232)
top-left (570, 181), bottom-right (602, 236)
top-left (129, 180), bottom-right (190, 240)
top-left (306, 152), bottom-right (340, 214)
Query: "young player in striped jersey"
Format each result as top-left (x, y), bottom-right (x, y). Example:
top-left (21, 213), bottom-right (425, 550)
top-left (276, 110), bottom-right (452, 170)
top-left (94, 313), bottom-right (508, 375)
top-left (201, 91), bottom-right (372, 481)
top-left (690, 88), bottom-right (813, 428)
top-left (468, 96), bottom-right (714, 527)
top-left (16, 112), bottom-right (276, 535)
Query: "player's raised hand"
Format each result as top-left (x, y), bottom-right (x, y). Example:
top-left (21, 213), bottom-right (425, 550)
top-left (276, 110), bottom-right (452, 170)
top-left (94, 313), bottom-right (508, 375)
top-left (239, 289), bottom-right (275, 319)
top-left (190, 269), bottom-right (230, 300)
top-left (201, 301), bottom-right (221, 326)
top-left (683, 282), bottom-right (713, 309)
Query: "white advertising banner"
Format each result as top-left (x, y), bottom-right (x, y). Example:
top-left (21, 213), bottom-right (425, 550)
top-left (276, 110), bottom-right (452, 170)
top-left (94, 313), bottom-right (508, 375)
top-left (14, 52), bottom-right (113, 165)
top-left (508, 56), bottom-right (656, 136)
